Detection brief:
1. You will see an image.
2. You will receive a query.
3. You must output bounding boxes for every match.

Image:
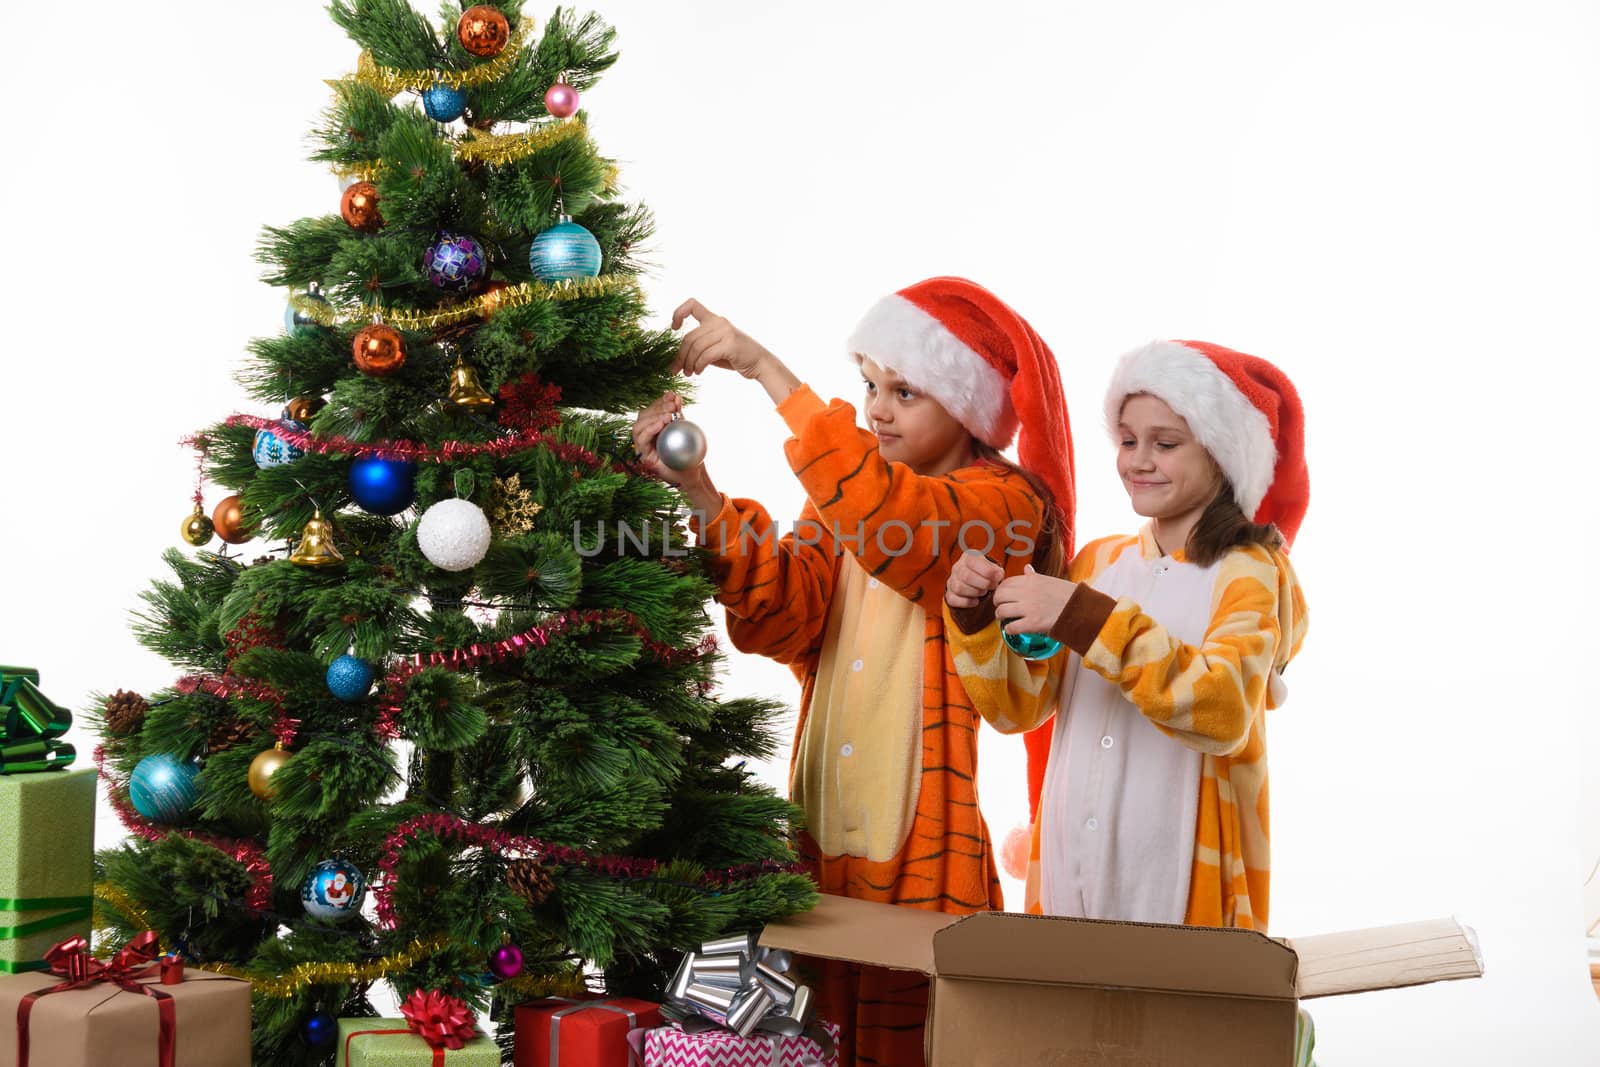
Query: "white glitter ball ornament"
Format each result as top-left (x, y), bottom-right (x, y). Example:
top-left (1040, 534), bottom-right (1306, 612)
top-left (416, 498), bottom-right (492, 571)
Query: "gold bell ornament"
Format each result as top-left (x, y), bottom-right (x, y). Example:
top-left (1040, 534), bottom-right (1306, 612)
top-left (248, 743), bottom-right (292, 800)
top-left (447, 356), bottom-right (495, 414)
top-left (180, 503), bottom-right (214, 546)
top-left (289, 510), bottom-right (346, 568)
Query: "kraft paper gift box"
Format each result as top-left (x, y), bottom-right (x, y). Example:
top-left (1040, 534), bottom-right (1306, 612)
top-left (0, 963), bottom-right (250, 1067)
top-left (337, 1016), bottom-right (501, 1066)
top-left (0, 768), bottom-right (96, 974)
top-left (513, 994), bottom-right (662, 1067)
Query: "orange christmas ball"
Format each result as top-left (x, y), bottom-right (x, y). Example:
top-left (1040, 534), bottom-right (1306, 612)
top-left (457, 5), bottom-right (510, 57)
top-left (340, 181), bottom-right (383, 232)
top-left (352, 324), bottom-right (407, 376)
top-left (212, 495), bottom-right (255, 545)
top-left (285, 395), bottom-right (326, 424)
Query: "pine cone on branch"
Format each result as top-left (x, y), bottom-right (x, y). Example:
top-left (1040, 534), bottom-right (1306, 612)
top-left (103, 690), bottom-right (149, 736)
top-left (506, 858), bottom-right (555, 906)
top-left (207, 718), bottom-right (254, 755)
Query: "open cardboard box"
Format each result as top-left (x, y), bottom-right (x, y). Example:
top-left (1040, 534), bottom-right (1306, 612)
top-left (760, 894), bottom-right (1483, 1065)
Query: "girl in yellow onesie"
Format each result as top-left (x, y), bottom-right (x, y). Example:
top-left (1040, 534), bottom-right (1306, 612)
top-left (944, 340), bottom-right (1308, 932)
top-left (631, 278), bottom-right (1075, 1067)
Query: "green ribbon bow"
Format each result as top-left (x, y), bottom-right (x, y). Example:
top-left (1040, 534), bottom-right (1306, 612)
top-left (0, 667), bottom-right (75, 773)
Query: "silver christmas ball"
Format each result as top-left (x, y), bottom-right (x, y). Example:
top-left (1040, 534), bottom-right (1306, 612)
top-left (655, 418), bottom-right (707, 471)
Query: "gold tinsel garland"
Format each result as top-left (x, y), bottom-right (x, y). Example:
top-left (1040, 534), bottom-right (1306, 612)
top-left (354, 20), bottom-right (534, 95)
top-left (457, 119), bottom-right (588, 165)
top-left (288, 275), bottom-right (636, 332)
top-left (94, 882), bottom-right (155, 934)
top-left (336, 119), bottom-right (590, 184)
top-left (203, 935), bottom-right (452, 998)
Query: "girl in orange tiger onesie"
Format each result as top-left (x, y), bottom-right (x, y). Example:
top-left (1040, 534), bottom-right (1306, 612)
top-left (945, 340), bottom-right (1308, 932)
top-left (631, 278), bottom-right (1075, 1066)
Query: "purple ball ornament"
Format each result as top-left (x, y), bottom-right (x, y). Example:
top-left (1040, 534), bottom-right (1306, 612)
top-left (488, 943), bottom-right (523, 980)
top-left (423, 232), bottom-right (489, 292)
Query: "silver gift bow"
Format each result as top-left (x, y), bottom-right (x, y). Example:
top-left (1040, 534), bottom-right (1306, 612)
top-left (664, 932), bottom-right (833, 1058)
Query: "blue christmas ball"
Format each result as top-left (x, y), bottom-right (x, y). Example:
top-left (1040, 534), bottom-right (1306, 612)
top-left (128, 754), bottom-right (200, 825)
top-left (422, 84), bottom-right (468, 122)
top-left (424, 232), bottom-right (489, 292)
top-left (1001, 631), bottom-right (1064, 660)
top-left (348, 455), bottom-right (416, 516)
top-left (283, 286), bottom-right (330, 334)
top-left (302, 1010), bottom-right (337, 1048)
top-left (300, 859), bottom-right (367, 923)
top-left (326, 654), bottom-right (375, 702)
top-left (529, 218), bottom-right (602, 282)
top-left (252, 419), bottom-right (308, 469)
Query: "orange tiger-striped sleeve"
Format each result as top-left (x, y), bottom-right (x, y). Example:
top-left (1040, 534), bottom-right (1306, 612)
top-left (775, 386), bottom-right (1044, 601)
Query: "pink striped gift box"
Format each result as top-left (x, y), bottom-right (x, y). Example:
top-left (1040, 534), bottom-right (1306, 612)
top-left (641, 1020), bottom-right (840, 1067)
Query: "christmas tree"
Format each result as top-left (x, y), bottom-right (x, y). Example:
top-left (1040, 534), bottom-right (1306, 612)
top-left (89, 2), bottom-right (814, 1062)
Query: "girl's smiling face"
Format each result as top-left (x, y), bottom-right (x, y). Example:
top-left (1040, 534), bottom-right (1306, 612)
top-left (859, 356), bottom-right (974, 475)
top-left (1116, 393), bottom-right (1222, 531)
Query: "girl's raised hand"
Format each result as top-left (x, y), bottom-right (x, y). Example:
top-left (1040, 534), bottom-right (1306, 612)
top-left (946, 550), bottom-right (1006, 609)
top-left (993, 565), bottom-right (1076, 635)
top-left (670, 299), bottom-right (776, 380)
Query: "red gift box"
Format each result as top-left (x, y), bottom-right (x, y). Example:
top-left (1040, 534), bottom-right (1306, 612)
top-left (513, 994), bottom-right (661, 1067)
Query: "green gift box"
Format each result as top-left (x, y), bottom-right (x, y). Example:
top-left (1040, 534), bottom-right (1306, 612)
top-left (337, 1017), bottom-right (500, 1067)
top-left (0, 767), bottom-right (96, 972)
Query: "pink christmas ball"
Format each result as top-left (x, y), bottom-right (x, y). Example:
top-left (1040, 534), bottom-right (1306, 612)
top-left (544, 81), bottom-right (579, 118)
top-left (489, 943), bottom-right (524, 979)
top-left (1000, 823), bottom-right (1031, 881)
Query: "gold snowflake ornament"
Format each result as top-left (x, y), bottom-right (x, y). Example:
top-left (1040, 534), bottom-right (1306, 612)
top-left (490, 474), bottom-right (543, 536)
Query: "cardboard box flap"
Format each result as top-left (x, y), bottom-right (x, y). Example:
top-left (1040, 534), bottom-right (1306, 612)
top-left (758, 893), bottom-right (961, 975)
top-left (932, 911), bottom-right (1300, 1000)
top-left (1285, 917), bottom-right (1484, 999)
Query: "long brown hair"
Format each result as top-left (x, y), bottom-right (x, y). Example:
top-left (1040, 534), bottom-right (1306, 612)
top-left (973, 443), bottom-right (1067, 577)
top-left (1187, 478), bottom-right (1283, 567)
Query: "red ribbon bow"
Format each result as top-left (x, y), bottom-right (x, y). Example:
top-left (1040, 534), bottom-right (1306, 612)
top-left (19, 931), bottom-right (176, 1067)
top-left (400, 988), bottom-right (479, 1050)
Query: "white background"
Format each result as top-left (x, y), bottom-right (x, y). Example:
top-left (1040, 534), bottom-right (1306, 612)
top-left (2, 1), bottom-right (1597, 1062)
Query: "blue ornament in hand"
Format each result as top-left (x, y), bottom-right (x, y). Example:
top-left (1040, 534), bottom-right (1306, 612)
top-left (128, 754), bottom-right (200, 824)
top-left (300, 859), bottom-right (367, 923)
top-left (422, 83), bottom-right (468, 122)
top-left (326, 654), bottom-right (374, 702)
top-left (1002, 630), bottom-right (1063, 660)
top-left (528, 216), bottom-right (602, 282)
top-left (349, 455), bottom-right (416, 516)
top-left (252, 419), bottom-right (307, 469)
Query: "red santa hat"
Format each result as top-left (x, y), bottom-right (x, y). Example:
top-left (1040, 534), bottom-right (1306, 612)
top-left (1104, 340), bottom-right (1309, 546)
top-left (845, 277), bottom-right (1076, 541)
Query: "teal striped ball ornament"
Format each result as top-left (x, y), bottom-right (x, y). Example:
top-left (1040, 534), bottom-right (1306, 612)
top-left (528, 215), bottom-right (601, 282)
top-left (128, 753), bottom-right (200, 824)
